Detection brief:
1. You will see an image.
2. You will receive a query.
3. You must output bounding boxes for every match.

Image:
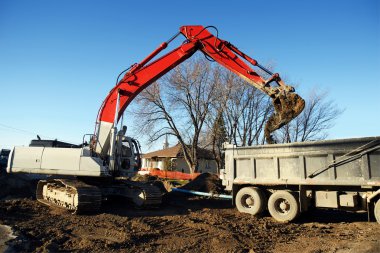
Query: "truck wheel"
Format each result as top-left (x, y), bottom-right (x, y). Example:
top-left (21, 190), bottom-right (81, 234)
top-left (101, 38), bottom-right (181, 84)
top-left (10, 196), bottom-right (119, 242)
top-left (375, 199), bottom-right (380, 224)
top-left (268, 190), bottom-right (299, 222)
top-left (235, 187), bottom-right (266, 216)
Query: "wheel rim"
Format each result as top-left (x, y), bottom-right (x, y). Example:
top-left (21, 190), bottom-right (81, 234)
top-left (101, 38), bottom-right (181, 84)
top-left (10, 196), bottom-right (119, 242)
top-left (274, 198), bottom-right (291, 215)
top-left (242, 194), bottom-right (254, 208)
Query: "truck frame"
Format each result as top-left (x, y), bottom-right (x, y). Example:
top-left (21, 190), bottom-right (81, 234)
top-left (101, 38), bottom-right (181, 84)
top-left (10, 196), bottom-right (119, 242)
top-left (221, 136), bottom-right (380, 223)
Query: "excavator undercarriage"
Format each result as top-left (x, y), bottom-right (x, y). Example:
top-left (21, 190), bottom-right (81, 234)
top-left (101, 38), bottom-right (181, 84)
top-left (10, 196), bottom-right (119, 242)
top-left (36, 179), bottom-right (102, 213)
top-left (36, 178), bottom-right (162, 213)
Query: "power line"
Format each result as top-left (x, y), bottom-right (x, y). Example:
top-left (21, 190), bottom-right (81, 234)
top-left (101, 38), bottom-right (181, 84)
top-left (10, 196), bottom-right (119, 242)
top-left (0, 122), bottom-right (76, 143)
top-left (0, 123), bottom-right (41, 137)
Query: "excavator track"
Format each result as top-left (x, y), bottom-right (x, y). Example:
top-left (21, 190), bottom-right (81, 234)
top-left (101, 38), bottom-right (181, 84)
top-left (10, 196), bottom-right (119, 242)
top-left (36, 179), bottom-right (102, 214)
top-left (123, 180), bottom-right (162, 208)
top-left (36, 178), bottom-right (162, 213)
top-left (101, 179), bottom-right (163, 208)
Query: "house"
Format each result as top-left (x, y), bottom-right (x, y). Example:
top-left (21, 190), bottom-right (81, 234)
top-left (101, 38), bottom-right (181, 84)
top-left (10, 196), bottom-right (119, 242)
top-left (141, 144), bottom-right (217, 174)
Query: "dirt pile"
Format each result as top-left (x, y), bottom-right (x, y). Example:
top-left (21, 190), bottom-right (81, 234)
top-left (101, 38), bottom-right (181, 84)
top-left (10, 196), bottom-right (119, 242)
top-left (181, 173), bottom-right (224, 193)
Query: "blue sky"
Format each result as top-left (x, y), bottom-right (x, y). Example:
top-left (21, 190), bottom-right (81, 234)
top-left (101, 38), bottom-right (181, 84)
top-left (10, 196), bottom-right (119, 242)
top-left (0, 0), bottom-right (379, 152)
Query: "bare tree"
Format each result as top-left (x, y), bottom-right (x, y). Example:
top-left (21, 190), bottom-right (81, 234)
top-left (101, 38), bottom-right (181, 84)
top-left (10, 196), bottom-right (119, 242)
top-left (219, 71), bottom-right (273, 146)
top-left (201, 68), bottom-right (273, 171)
top-left (133, 57), bottom-right (343, 174)
top-left (207, 72), bottom-right (343, 146)
top-left (209, 111), bottom-right (228, 173)
top-left (133, 57), bottom-right (220, 174)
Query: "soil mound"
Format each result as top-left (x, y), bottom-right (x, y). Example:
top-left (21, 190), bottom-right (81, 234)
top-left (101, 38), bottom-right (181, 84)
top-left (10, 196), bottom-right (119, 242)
top-left (180, 173), bottom-right (224, 193)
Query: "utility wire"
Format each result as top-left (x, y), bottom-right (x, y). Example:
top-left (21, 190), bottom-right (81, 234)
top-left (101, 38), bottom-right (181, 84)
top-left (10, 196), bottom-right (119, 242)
top-left (0, 123), bottom-right (42, 136)
top-left (0, 123), bottom-right (77, 144)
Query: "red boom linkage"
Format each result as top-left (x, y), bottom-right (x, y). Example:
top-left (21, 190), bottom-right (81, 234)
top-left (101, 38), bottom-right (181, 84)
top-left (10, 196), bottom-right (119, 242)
top-left (95, 25), bottom-right (304, 155)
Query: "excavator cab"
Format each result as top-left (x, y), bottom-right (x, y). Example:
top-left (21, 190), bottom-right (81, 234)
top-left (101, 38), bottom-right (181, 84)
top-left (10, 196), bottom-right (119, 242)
top-left (115, 136), bottom-right (142, 177)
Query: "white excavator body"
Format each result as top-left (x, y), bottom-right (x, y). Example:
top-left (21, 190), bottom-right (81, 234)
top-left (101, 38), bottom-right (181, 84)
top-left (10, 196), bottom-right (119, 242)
top-left (7, 146), bottom-right (108, 177)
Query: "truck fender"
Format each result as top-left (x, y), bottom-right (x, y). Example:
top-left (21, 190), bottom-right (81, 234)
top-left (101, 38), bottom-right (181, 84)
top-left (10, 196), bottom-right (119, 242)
top-left (367, 189), bottom-right (380, 203)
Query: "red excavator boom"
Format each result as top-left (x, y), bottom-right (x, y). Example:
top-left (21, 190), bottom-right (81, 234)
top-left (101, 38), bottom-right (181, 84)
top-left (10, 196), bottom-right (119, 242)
top-left (95, 25), bottom-right (305, 155)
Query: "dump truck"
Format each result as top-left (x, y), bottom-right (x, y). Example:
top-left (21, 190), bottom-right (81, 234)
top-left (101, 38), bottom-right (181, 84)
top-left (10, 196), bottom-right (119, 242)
top-left (220, 136), bottom-right (380, 223)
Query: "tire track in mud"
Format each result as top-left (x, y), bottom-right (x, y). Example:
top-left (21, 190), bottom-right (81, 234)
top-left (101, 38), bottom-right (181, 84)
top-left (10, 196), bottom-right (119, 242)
top-left (141, 207), bottom-right (264, 252)
top-left (2, 197), bottom-right (379, 253)
top-left (136, 215), bottom-right (237, 252)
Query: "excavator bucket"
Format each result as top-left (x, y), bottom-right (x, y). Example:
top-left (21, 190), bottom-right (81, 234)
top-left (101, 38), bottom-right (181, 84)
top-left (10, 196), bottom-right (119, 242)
top-left (264, 91), bottom-right (305, 144)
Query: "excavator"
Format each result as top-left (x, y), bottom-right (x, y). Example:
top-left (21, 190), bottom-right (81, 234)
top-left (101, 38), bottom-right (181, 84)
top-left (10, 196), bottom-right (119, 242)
top-left (6, 25), bottom-right (305, 213)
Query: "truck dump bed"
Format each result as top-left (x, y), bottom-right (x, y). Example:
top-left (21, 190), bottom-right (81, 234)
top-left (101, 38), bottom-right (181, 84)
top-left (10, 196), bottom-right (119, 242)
top-left (221, 136), bottom-right (380, 191)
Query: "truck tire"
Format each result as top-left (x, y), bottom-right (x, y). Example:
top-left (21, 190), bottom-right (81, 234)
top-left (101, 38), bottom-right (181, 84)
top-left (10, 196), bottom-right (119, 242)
top-left (235, 187), bottom-right (266, 216)
top-left (268, 190), bottom-right (299, 222)
top-left (375, 199), bottom-right (380, 224)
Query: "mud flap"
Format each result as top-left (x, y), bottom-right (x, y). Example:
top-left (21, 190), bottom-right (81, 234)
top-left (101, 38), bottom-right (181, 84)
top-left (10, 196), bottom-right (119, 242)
top-left (367, 201), bottom-right (375, 222)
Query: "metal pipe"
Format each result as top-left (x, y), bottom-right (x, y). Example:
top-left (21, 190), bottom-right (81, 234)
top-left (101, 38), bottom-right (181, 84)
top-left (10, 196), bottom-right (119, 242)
top-left (172, 188), bottom-right (232, 199)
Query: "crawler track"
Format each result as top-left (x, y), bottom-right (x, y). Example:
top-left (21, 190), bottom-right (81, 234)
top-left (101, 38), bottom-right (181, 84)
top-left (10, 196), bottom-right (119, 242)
top-left (36, 178), bottom-right (162, 213)
top-left (36, 179), bottom-right (102, 214)
top-left (123, 180), bottom-right (162, 207)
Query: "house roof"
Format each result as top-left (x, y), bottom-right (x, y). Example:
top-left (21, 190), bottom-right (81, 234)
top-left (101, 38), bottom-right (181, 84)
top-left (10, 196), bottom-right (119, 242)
top-left (142, 144), bottom-right (214, 159)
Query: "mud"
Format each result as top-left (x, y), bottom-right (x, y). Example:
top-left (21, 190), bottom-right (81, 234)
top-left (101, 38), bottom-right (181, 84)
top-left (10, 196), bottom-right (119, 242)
top-left (264, 92), bottom-right (305, 144)
top-left (0, 196), bottom-right (379, 253)
top-left (0, 172), bottom-right (379, 253)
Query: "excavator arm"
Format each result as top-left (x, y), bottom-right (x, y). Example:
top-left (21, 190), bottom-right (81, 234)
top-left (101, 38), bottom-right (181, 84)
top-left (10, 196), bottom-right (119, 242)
top-left (95, 25), bottom-right (305, 156)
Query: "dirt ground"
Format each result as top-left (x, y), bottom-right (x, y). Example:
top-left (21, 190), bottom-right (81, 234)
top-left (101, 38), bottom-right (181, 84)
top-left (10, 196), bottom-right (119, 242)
top-left (0, 175), bottom-right (379, 253)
